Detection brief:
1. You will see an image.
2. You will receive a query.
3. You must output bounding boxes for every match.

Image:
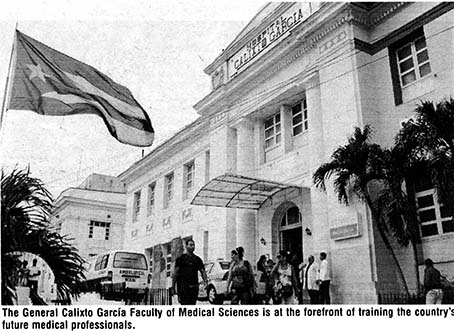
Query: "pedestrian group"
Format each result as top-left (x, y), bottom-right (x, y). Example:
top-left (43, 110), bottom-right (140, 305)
top-left (171, 243), bottom-right (451, 305)
top-left (172, 241), bottom-right (333, 305)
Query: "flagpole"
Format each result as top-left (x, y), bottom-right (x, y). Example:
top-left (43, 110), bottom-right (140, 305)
top-left (0, 23), bottom-right (18, 132)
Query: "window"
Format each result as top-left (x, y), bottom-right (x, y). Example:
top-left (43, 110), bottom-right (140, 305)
top-left (148, 249), bottom-right (153, 273)
top-left (416, 189), bottom-right (453, 237)
top-left (415, 172), bottom-right (453, 237)
top-left (164, 172), bottom-right (174, 208)
top-left (389, 28), bottom-right (431, 105)
top-left (205, 150), bottom-right (210, 183)
top-left (88, 221), bottom-right (111, 240)
top-left (281, 206), bottom-right (302, 228)
top-left (147, 183), bottom-right (156, 215)
top-left (113, 252), bottom-right (147, 269)
top-left (183, 161), bottom-right (195, 200)
top-left (291, 99), bottom-right (308, 136)
top-left (166, 243), bottom-right (172, 277)
top-left (133, 190), bottom-right (141, 221)
top-left (396, 35), bottom-right (431, 87)
top-left (95, 254), bottom-right (109, 271)
top-left (264, 113), bottom-right (281, 149)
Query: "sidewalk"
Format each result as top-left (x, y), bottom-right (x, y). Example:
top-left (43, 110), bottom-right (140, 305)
top-left (16, 286), bottom-right (31, 305)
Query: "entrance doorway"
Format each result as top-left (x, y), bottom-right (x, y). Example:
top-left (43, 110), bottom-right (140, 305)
top-left (279, 206), bottom-right (302, 255)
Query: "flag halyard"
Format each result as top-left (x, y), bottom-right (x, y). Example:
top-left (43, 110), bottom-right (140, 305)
top-left (7, 30), bottom-right (154, 147)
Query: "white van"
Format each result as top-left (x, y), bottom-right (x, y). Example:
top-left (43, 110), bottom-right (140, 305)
top-left (84, 250), bottom-right (150, 302)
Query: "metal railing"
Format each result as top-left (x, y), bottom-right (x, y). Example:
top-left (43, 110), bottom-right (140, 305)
top-left (378, 290), bottom-right (454, 304)
top-left (143, 288), bottom-right (172, 305)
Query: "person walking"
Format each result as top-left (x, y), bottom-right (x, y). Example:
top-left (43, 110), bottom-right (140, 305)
top-left (172, 239), bottom-right (207, 305)
top-left (28, 259), bottom-right (41, 296)
top-left (271, 250), bottom-right (299, 304)
top-left (290, 247), bottom-right (303, 304)
top-left (318, 252), bottom-right (331, 304)
top-left (423, 258), bottom-right (443, 304)
top-left (303, 255), bottom-right (319, 304)
top-left (257, 255), bottom-right (267, 275)
top-left (227, 247), bottom-right (255, 305)
top-left (18, 260), bottom-right (30, 287)
top-left (264, 259), bottom-right (275, 304)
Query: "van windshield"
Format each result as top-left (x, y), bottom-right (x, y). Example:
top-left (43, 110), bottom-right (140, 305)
top-left (113, 252), bottom-right (147, 270)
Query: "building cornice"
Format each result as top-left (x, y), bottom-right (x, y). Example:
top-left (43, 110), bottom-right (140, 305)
top-left (118, 117), bottom-right (210, 184)
top-left (194, 2), bottom-right (423, 118)
top-left (348, 2), bottom-right (408, 27)
top-left (53, 193), bottom-right (126, 215)
top-left (204, 2), bottom-right (293, 76)
top-left (195, 2), bottom-right (349, 117)
top-left (353, 2), bottom-right (454, 55)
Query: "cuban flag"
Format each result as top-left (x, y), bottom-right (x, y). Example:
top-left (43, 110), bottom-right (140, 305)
top-left (6, 30), bottom-right (154, 147)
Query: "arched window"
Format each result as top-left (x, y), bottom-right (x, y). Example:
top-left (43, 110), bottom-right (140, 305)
top-left (279, 205), bottom-right (302, 256)
top-left (281, 206), bottom-right (301, 228)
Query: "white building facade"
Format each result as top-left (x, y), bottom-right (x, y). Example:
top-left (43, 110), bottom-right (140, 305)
top-left (52, 173), bottom-right (126, 261)
top-left (119, 2), bottom-right (454, 302)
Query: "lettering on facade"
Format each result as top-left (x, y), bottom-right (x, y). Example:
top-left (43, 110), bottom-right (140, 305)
top-left (162, 216), bottom-right (171, 229)
top-left (318, 30), bottom-right (347, 54)
top-left (330, 223), bottom-right (360, 240)
top-left (131, 229), bottom-right (138, 239)
top-left (229, 3), bottom-right (318, 79)
top-left (182, 207), bottom-right (192, 223)
top-left (145, 223), bottom-right (153, 234)
top-left (210, 112), bottom-right (227, 127)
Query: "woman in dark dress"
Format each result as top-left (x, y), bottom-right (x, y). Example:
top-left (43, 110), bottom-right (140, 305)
top-left (227, 247), bottom-right (255, 304)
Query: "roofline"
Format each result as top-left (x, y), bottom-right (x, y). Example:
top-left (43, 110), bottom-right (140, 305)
top-left (55, 186), bottom-right (126, 200)
top-left (118, 115), bottom-right (210, 183)
top-left (204, 2), bottom-right (292, 75)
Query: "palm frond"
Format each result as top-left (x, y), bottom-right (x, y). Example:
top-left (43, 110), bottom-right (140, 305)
top-left (1, 168), bottom-right (85, 305)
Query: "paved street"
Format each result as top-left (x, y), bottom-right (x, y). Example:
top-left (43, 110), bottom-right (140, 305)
top-left (16, 287), bottom-right (31, 305)
top-left (72, 292), bottom-right (125, 305)
top-left (72, 292), bottom-right (220, 306)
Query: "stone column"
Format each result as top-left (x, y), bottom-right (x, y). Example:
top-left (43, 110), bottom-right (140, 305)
top-left (234, 119), bottom-right (257, 264)
top-left (305, 81), bottom-right (331, 254)
top-left (209, 123), bottom-right (237, 260)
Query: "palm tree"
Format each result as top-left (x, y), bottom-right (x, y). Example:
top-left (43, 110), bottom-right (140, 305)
top-left (396, 99), bottom-right (454, 220)
top-left (389, 98), bottom-right (454, 293)
top-left (374, 145), bottom-right (422, 293)
top-left (1, 167), bottom-right (85, 305)
top-left (313, 125), bottom-right (410, 293)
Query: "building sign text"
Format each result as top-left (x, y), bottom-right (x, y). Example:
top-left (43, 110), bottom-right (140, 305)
top-left (330, 223), bottom-right (360, 240)
top-left (229, 3), bottom-right (318, 78)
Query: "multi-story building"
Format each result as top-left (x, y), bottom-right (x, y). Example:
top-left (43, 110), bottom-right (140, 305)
top-left (52, 173), bottom-right (126, 261)
top-left (119, 2), bottom-right (454, 302)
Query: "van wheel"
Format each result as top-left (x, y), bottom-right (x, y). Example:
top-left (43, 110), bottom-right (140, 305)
top-left (207, 286), bottom-right (223, 305)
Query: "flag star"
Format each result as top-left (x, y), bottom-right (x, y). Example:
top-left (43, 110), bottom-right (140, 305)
top-left (27, 64), bottom-right (48, 82)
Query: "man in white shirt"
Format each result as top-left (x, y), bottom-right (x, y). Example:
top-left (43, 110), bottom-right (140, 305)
top-left (318, 252), bottom-right (331, 304)
top-left (302, 255), bottom-right (320, 304)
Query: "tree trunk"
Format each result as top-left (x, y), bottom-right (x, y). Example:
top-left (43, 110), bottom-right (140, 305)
top-left (365, 196), bottom-right (409, 294)
top-left (411, 239), bottom-right (421, 294)
top-left (375, 222), bottom-right (409, 294)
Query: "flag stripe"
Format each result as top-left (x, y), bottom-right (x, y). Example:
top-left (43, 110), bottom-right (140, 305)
top-left (17, 31), bottom-right (137, 106)
top-left (64, 71), bottom-right (147, 120)
top-left (41, 92), bottom-right (154, 146)
top-left (7, 30), bottom-right (154, 147)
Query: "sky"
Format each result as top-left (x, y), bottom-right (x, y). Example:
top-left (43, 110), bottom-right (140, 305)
top-left (0, 0), bottom-right (267, 197)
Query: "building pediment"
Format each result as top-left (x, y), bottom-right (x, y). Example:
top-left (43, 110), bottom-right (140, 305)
top-left (195, 2), bottom-right (410, 118)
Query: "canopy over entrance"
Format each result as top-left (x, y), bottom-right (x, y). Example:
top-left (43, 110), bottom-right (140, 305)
top-left (190, 173), bottom-right (301, 210)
